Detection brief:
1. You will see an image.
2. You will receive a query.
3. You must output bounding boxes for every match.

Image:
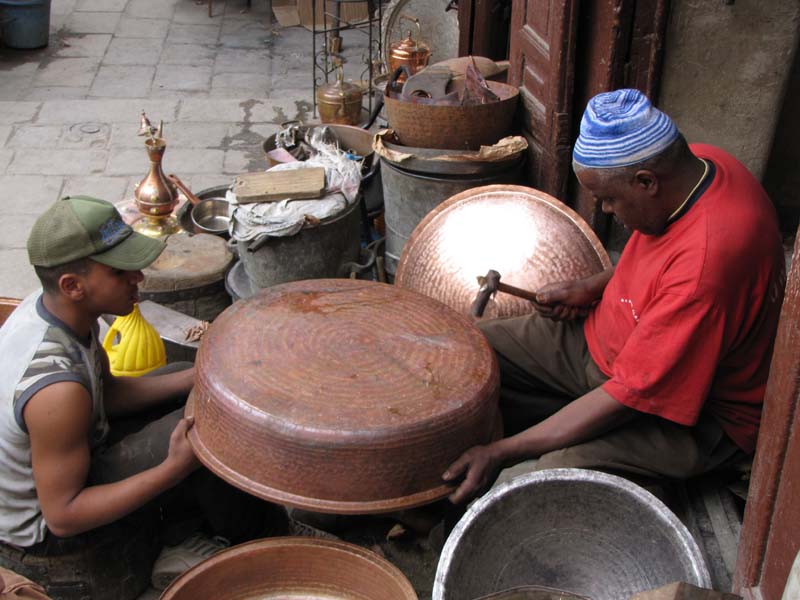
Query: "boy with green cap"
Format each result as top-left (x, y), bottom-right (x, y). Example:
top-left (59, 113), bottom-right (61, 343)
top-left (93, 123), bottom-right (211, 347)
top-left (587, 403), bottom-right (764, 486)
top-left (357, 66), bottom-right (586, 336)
top-left (0, 197), bottom-right (288, 593)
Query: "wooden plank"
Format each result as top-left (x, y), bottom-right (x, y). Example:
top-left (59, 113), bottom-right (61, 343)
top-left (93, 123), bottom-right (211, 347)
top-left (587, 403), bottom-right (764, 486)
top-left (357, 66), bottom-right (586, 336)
top-left (234, 168), bottom-right (326, 204)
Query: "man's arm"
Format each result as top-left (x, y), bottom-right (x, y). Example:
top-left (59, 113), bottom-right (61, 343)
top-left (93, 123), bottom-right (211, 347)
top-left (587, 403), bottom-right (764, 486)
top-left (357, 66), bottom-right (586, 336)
top-left (442, 386), bottom-right (635, 504)
top-left (534, 266), bottom-right (615, 321)
top-left (26, 382), bottom-right (198, 537)
top-left (102, 355), bottom-right (194, 417)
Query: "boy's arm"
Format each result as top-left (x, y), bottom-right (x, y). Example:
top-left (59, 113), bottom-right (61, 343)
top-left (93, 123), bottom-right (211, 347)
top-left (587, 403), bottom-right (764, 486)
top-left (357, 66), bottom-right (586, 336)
top-left (25, 381), bottom-right (198, 537)
top-left (101, 351), bottom-right (195, 417)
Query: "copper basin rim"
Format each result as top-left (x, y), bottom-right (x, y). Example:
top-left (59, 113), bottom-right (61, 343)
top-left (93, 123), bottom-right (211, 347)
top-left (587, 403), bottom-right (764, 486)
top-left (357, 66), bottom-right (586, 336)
top-left (186, 279), bottom-right (501, 514)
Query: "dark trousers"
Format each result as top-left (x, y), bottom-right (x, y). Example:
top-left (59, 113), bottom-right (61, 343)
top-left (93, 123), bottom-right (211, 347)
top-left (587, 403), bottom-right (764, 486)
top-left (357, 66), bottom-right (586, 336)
top-left (477, 314), bottom-right (745, 484)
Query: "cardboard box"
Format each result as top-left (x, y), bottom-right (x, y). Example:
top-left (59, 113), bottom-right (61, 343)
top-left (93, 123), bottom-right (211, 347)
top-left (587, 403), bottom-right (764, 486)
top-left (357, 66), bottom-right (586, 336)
top-left (272, 0), bottom-right (301, 27)
top-left (297, 0), bottom-right (369, 31)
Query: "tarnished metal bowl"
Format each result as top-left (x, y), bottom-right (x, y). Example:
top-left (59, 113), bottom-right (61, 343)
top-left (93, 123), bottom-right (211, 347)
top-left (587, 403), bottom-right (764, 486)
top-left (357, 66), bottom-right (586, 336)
top-left (190, 196), bottom-right (230, 235)
top-left (395, 185), bottom-right (611, 319)
top-left (384, 81), bottom-right (519, 150)
top-left (161, 538), bottom-right (418, 599)
top-left (187, 278), bottom-right (500, 513)
top-left (434, 469), bottom-right (711, 600)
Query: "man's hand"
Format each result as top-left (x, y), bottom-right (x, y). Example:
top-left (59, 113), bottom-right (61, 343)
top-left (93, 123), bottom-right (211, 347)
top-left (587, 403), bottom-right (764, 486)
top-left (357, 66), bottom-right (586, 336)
top-left (442, 444), bottom-right (503, 505)
top-left (533, 279), bottom-right (597, 321)
top-left (165, 417), bottom-right (201, 478)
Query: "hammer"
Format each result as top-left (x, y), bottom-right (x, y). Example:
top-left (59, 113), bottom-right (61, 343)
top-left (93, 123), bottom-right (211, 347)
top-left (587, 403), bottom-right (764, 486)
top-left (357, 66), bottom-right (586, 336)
top-left (470, 270), bottom-right (540, 318)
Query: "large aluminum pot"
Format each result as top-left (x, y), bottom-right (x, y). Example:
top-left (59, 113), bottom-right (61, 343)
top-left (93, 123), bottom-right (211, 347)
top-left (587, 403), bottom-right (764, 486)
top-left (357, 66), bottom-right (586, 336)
top-left (161, 538), bottom-right (417, 599)
top-left (434, 469), bottom-right (711, 600)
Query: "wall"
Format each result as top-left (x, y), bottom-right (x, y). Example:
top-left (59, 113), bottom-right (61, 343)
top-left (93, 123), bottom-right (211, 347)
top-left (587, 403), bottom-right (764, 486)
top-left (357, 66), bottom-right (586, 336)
top-left (658, 0), bottom-right (799, 180)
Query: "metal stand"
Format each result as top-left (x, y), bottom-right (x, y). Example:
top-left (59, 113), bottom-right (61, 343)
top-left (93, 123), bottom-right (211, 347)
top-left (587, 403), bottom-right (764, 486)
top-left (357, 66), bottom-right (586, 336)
top-left (311, 0), bottom-right (384, 120)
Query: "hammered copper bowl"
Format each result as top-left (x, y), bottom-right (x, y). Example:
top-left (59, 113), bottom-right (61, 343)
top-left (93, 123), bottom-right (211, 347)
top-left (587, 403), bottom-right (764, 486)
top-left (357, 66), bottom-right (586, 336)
top-left (395, 185), bottom-right (612, 319)
top-left (161, 538), bottom-right (418, 600)
top-left (187, 278), bottom-right (500, 513)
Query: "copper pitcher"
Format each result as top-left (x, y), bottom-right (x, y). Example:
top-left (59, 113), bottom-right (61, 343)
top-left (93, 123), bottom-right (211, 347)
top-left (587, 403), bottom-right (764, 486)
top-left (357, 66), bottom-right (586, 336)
top-left (388, 16), bottom-right (431, 82)
top-left (316, 67), bottom-right (363, 126)
top-left (134, 138), bottom-right (178, 217)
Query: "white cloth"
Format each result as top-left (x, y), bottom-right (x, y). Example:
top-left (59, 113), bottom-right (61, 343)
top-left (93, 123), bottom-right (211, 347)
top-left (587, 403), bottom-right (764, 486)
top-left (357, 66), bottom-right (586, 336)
top-left (229, 141), bottom-right (363, 243)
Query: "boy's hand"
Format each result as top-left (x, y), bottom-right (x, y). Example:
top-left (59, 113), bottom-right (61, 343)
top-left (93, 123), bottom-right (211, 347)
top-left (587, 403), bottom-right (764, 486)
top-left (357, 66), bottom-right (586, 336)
top-left (165, 417), bottom-right (201, 478)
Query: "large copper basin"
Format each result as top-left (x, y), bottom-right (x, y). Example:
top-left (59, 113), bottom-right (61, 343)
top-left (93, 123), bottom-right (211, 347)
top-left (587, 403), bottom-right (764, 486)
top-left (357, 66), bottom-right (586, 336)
top-left (0, 297), bottom-right (20, 326)
top-left (161, 538), bottom-right (418, 599)
top-left (187, 279), bottom-right (499, 513)
top-left (395, 185), bottom-right (611, 319)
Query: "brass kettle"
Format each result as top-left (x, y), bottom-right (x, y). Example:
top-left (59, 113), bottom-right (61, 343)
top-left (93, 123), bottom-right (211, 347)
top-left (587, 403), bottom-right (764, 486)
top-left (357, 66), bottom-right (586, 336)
top-left (316, 67), bottom-right (363, 126)
top-left (388, 16), bottom-right (431, 82)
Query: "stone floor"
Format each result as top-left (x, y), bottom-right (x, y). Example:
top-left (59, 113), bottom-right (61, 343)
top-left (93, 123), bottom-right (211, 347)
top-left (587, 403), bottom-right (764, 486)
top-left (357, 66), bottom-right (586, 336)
top-left (0, 0), bottom-right (377, 300)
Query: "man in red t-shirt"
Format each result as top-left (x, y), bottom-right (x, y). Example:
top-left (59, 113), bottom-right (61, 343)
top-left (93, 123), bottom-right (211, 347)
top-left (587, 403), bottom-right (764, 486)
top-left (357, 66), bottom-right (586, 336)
top-left (443, 89), bottom-right (785, 504)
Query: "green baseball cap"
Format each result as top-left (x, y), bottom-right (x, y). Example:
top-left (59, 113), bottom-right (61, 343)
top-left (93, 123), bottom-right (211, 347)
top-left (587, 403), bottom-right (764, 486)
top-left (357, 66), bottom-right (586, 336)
top-left (27, 196), bottom-right (165, 270)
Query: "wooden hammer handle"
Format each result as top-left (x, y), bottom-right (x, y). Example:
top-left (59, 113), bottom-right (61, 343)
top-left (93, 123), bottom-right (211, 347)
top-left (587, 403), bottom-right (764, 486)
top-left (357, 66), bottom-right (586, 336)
top-left (496, 281), bottom-right (539, 303)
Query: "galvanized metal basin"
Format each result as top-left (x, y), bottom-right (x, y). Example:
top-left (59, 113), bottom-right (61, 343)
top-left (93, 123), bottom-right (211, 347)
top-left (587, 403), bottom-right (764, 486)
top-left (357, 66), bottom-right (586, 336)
top-left (433, 469), bottom-right (711, 600)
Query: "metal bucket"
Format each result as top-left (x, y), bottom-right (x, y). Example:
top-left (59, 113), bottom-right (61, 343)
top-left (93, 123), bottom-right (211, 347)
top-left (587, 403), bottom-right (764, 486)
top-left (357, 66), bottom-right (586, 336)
top-left (0, 0), bottom-right (51, 49)
top-left (433, 469), bottom-right (711, 600)
top-left (381, 155), bottom-right (523, 276)
top-left (234, 199), bottom-right (362, 289)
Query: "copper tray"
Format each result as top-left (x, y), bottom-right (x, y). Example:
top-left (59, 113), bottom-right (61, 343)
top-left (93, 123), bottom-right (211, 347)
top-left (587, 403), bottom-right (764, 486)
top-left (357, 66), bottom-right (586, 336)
top-left (395, 185), bottom-right (612, 319)
top-left (187, 279), bottom-right (500, 513)
top-left (0, 297), bottom-right (20, 327)
top-left (161, 538), bottom-right (418, 599)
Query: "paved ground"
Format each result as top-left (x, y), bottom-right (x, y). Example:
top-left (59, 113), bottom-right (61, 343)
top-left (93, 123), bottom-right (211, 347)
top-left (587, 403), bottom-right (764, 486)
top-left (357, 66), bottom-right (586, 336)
top-left (0, 0), bottom-right (377, 300)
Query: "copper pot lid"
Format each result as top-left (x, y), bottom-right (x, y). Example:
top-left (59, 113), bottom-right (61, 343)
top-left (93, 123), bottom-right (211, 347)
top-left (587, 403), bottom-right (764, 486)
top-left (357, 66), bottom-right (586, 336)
top-left (161, 538), bottom-right (418, 599)
top-left (395, 185), bottom-right (612, 319)
top-left (187, 279), bottom-right (500, 513)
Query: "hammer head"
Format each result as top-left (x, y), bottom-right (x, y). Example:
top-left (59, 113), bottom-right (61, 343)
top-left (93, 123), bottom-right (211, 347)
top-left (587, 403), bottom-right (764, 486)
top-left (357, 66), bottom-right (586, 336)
top-left (470, 269), bottom-right (502, 318)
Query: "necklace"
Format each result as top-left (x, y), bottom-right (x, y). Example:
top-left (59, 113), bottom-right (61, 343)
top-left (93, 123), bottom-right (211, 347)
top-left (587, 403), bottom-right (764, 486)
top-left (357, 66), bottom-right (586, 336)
top-left (668, 159), bottom-right (709, 222)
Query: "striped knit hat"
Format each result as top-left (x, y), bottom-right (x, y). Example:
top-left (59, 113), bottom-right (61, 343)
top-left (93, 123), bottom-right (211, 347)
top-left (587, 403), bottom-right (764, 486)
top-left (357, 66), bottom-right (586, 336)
top-left (573, 89), bottom-right (679, 168)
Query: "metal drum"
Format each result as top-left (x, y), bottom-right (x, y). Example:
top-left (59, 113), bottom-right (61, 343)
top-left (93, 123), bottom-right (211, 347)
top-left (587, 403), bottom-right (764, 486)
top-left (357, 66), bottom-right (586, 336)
top-left (235, 199), bottom-right (362, 290)
top-left (186, 279), bottom-right (500, 514)
top-left (381, 157), bottom-right (523, 277)
top-left (139, 232), bottom-right (233, 322)
top-left (434, 469), bottom-right (711, 600)
top-left (162, 538), bottom-right (417, 600)
top-left (395, 185), bottom-right (612, 319)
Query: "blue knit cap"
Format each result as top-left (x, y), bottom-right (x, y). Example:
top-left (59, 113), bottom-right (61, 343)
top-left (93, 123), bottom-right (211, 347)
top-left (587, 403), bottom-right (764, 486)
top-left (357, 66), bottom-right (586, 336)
top-left (573, 89), bottom-right (679, 168)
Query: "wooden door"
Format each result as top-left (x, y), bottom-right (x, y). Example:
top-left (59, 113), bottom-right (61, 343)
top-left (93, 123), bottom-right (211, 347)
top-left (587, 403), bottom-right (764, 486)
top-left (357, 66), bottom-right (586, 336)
top-left (458, 0), bottom-right (513, 61)
top-left (506, 0), bottom-right (669, 238)
top-left (508, 0), bottom-right (579, 201)
top-left (735, 232), bottom-right (800, 600)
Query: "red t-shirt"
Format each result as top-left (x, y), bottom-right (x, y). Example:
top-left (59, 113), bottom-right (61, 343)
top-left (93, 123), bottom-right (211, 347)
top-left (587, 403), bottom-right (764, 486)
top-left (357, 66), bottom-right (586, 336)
top-left (583, 144), bottom-right (785, 453)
